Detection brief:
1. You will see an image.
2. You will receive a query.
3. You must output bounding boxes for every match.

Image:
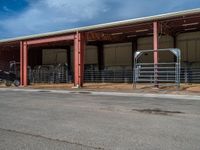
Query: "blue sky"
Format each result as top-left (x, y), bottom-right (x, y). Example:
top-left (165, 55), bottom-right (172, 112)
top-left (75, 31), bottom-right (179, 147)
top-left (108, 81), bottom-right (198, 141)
top-left (0, 0), bottom-right (200, 39)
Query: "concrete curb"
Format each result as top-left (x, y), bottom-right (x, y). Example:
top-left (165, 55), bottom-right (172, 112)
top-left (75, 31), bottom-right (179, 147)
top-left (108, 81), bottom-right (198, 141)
top-left (0, 88), bottom-right (200, 101)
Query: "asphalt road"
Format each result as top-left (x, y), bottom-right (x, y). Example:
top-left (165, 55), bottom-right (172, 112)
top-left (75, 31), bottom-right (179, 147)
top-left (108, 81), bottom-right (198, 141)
top-left (0, 90), bottom-right (200, 150)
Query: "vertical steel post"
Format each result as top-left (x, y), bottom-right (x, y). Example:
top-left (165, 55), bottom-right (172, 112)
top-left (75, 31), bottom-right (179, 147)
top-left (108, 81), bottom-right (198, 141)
top-left (97, 42), bottom-right (104, 71)
top-left (173, 35), bottom-right (177, 48)
top-left (173, 35), bottom-right (177, 62)
top-left (153, 22), bottom-right (159, 87)
top-left (132, 39), bottom-right (138, 69)
top-left (20, 41), bottom-right (24, 86)
top-left (23, 42), bottom-right (28, 86)
top-left (74, 32), bottom-right (85, 87)
top-left (132, 39), bottom-right (138, 88)
top-left (66, 45), bottom-right (71, 72)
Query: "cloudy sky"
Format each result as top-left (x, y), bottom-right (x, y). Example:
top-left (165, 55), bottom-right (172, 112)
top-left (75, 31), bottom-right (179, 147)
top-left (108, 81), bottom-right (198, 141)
top-left (0, 0), bottom-right (200, 39)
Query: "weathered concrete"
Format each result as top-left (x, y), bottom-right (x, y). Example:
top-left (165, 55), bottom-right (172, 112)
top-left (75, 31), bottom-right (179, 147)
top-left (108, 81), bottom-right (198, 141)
top-left (0, 90), bottom-right (200, 150)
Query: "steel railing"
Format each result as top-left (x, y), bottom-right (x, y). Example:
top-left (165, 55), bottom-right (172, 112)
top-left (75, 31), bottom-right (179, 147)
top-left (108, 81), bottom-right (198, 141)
top-left (84, 69), bottom-right (133, 83)
top-left (84, 67), bottom-right (200, 84)
top-left (134, 63), bottom-right (180, 87)
top-left (30, 64), bottom-right (71, 84)
top-left (1, 61), bottom-right (200, 84)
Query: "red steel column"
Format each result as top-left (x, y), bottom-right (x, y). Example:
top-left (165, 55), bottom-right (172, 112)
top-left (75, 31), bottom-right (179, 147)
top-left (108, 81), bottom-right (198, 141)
top-left (153, 21), bottom-right (159, 87)
top-left (153, 22), bottom-right (159, 64)
top-left (20, 41), bottom-right (24, 86)
top-left (23, 42), bottom-right (28, 86)
top-left (74, 32), bottom-right (85, 87)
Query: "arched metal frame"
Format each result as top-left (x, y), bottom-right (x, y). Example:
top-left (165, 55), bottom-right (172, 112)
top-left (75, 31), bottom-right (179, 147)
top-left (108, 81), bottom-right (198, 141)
top-left (133, 48), bottom-right (181, 88)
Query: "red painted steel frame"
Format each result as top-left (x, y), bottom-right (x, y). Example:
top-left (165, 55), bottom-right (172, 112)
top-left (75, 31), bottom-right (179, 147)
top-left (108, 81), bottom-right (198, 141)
top-left (20, 34), bottom-right (76, 87)
top-left (153, 21), bottom-right (159, 87)
top-left (20, 41), bottom-right (24, 86)
top-left (23, 42), bottom-right (28, 86)
top-left (26, 35), bottom-right (75, 45)
top-left (153, 22), bottom-right (158, 64)
top-left (74, 32), bottom-right (85, 87)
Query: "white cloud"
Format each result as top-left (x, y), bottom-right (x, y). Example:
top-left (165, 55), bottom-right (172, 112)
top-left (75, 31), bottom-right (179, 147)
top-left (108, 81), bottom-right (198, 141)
top-left (0, 0), bottom-right (108, 37)
top-left (0, 0), bottom-right (199, 38)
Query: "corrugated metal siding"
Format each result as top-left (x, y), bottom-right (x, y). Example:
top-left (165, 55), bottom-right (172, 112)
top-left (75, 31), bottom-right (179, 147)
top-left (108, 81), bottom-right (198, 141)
top-left (137, 36), bottom-right (174, 63)
top-left (177, 31), bottom-right (200, 67)
top-left (70, 46), bottom-right (98, 71)
top-left (137, 37), bottom-right (153, 63)
top-left (104, 43), bottom-right (132, 69)
top-left (85, 46), bottom-right (98, 65)
top-left (40, 31), bottom-right (200, 70)
top-left (42, 49), bottom-right (67, 65)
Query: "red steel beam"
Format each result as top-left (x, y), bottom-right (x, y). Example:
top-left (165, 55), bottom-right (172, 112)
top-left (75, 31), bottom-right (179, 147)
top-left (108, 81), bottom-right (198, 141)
top-left (74, 32), bottom-right (85, 87)
top-left (23, 42), bottom-right (28, 86)
top-left (153, 21), bottom-right (159, 87)
top-left (26, 34), bottom-right (75, 45)
top-left (20, 41), bottom-right (24, 86)
top-left (153, 22), bottom-right (158, 63)
top-left (20, 34), bottom-right (76, 87)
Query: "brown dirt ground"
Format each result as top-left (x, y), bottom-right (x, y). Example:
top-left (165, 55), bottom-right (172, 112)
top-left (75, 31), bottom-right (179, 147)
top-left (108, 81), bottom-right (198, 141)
top-left (1, 83), bottom-right (200, 95)
top-left (30, 83), bottom-right (200, 95)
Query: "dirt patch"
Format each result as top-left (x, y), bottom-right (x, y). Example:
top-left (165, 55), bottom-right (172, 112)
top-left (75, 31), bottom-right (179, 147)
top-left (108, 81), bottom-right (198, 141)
top-left (2, 83), bottom-right (200, 95)
top-left (28, 83), bottom-right (74, 90)
top-left (185, 85), bottom-right (200, 92)
top-left (84, 83), bottom-right (134, 91)
top-left (132, 108), bottom-right (184, 116)
top-left (84, 83), bottom-right (200, 93)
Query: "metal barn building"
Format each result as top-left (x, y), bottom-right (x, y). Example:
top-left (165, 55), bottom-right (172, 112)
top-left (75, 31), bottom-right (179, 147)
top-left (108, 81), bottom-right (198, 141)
top-left (0, 8), bottom-right (200, 87)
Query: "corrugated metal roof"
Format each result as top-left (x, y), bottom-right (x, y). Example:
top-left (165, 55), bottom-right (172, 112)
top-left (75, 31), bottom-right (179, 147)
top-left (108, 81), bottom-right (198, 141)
top-left (0, 8), bottom-right (200, 43)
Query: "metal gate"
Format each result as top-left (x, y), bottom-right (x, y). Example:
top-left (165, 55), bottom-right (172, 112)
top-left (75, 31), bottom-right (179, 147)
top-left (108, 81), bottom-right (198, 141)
top-left (133, 49), bottom-right (181, 88)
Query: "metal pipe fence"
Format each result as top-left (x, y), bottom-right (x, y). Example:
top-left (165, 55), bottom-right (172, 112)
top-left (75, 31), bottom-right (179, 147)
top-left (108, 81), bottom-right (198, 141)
top-left (1, 61), bottom-right (200, 84)
top-left (84, 67), bottom-right (200, 84)
top-left (134, 62), bottom-right (180, 88)
top-left (84, 69), bottom-right (133, 83)
top-left (11, 64), bottom-right (71, 84)
top-left (29, 64), bottom-right (71, 84)
top-left (133, 49), bottom-right (181, 88)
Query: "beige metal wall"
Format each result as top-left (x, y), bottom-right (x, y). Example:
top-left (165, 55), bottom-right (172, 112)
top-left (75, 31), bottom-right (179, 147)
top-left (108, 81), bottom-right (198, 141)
top-left (137, 35), bottom-right (174, 63)
top-left (137, 32), bottom-right (200, 65)
top-left (177, 31), bottom-right (200, 67)
top-left (42, 49), bottom-right (67, 65)
top-left (85, 46), bottom-right (98, 65)
top-left (42, 31), bottom-right (200, 69)
top-left (104, 43), bottom-right (132, 69)
top-left (70, 46), bottom-right (98, 71)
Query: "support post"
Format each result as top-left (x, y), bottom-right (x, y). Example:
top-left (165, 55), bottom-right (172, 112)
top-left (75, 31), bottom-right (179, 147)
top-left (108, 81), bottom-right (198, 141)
top-left (66, 45), bottom-right (71, 72)
top-left (23, 42), bottom-right (28, 86)
top-left (20, 41), bottom-right (24, 86)
top-left (74, 32), bottom-right (85, 87)
top-left (173, 35), bottom-right (177, 62)
top-left (173, 35), bottom-right (177, 48)
top-left (132, 39), bottom-right (138, 68)
top-left (97, 42), bottom-right (104, 70)
top-left (153, 21), bottom-right (159, 87)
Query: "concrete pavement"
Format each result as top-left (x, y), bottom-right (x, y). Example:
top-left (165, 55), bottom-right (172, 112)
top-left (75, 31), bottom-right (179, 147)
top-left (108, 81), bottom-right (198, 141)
top-left (0, 87), bottom-right (200, 100)
top-left (0, 90), bottom-right (200, 150)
